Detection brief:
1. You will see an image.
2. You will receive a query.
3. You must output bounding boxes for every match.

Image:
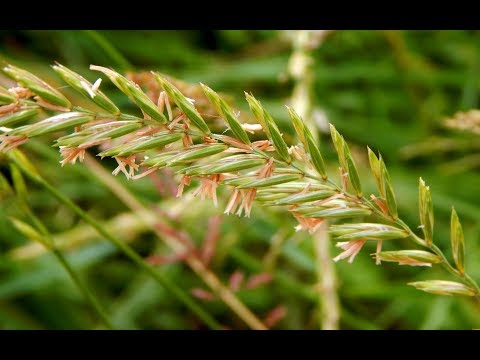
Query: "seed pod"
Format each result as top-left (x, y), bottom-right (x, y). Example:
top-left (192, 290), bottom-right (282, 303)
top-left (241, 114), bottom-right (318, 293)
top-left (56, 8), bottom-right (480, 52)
top-left (450, 207), bottom-right (465, 274)
top-left (408, 280), bottom-right (475, 296)
top-left (53, 63), bottom-right (120, 115)
top-left (3, 64), bottom-right (71, 109)
top-left (153, 74), bottom-right (210, 134)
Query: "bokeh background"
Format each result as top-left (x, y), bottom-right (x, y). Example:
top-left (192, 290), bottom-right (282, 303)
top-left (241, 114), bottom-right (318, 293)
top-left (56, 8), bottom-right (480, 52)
top-left (0, 30), bottom-right (479, 329)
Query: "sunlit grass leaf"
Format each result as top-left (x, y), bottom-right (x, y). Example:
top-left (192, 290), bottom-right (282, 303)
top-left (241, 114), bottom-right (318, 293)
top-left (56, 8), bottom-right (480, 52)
top-left (450, 207), bottom-right (465, 274)
top-left (3, 64), bottom-right (71, 109)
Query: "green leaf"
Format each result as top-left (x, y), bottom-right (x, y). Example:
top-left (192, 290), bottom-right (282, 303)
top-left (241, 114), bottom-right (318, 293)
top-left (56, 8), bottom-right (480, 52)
top-left (330, 223), bottom-right (407, 239)
top-left (418, 178), bottom-right (434, 245)
top-left (0, 108), bottom-right (41, 127)
top-left (272, 190), bottom-right (337, 205)
top-left (53, 63), bottom-right (120, 115)
top-left (55, 121), bottom-right (142, 147)
top-left (3, 64), bottom-right (71, 109)
top-left (166, 144), bottom-right (228, 165)
top-left (141, 145), bottom-right (225, 168)
top-left (376, 250), bottom-right (442, 266)
top-left (91, 66), bottom-right (167, 123)
top-left (9, 163), bottom-right (27, 204)
top-left (367, 147), bottom-right (384, 197)
top-left (0, 173), bottom-right (13, 199)
top-left (305, 207), bottom-right (372, 219)
top-left (201, 84), bottom-right (250, 144)
top-left (237, 174), bottom-right (302, 189)
top-left (245, 93), bottom-right (290, 162)
top-left (221, 176), bottom-right (258, 187)
top-left (112, 133), bottom-right (183, 156)
top-left (286, 106), bottom-right (306, 147)
top-left (9, 217), bottom-right (52, 248)
top-left (408, 280), bottom-right (475, 297)
top-left (263, 110), bottom-right (291, 163)
top-left (343, 143), bottom-right (362, 196)
top-left (329, 123), bottom-right (346, 170)
top-left (140, 151), bottom-right (183, 168)
top-left (381, 159), bottom-right (397, 219)
top-left (6, 149), bottom-right (41, 180)
top-left (184, 158), bottom-right (266, 175)
top-left (245, 93), bottom-right (268, 135)
top-left (153, 74), bottom-right (210, 134)
top-left (0, 85), bottom-right (16, 104)
top-left (450, 207), bottom-right (465, 274)
top-left (304, 126), bottom-right (327, 179)
top-left (12, 112), bottom-right (94, 137)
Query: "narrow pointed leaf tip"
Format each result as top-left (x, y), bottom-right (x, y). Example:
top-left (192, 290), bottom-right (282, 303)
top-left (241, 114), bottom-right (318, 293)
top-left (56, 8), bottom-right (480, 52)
top-left (375, 250), bottom-right (442, 267)
top-left (201, 84), bottom-right (250, 144)
top-left (329, 123), bottom-right (346, 169)
top-left (90, 65), bottom-right (166, 123)
top-left (153, 73), bottom-right (211, 135)
top-left (409, 280), bottom-right (475, 296)
top-left (245, 93), bottom-right (291, 163)
top-left (343, 142), bottom-right (362, 196)
top-left (286, 106), bottom-right (306, 147)
top-left (329, 124), bottom-right (361, 194)
top-left (303, 125), bottom-right (327, 179)
top-left (53, 63), bottom-right (120, 115)
top-left (330, 223), bottom-right (408, 240)
top-left (450, 207), bottom-right (465, 274)
top-left (367, 147), bottom-right (385, 197)
top-left (380, 159), bottom-right (397, 219)
top-left (418, 178), bottom-right (434, 245)
top-left (3, 64), bottom-right (71, 109)
top-left (9, 217), bottom-right (52, 248)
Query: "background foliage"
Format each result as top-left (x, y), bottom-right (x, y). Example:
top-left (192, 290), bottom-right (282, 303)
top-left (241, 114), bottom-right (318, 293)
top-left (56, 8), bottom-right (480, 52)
top-left (1, 30), bottom-right (480, 329)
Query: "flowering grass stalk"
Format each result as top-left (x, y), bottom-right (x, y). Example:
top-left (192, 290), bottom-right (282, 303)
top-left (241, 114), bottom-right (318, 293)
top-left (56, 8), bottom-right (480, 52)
top-left (1, 62), bottom-right (479, 308)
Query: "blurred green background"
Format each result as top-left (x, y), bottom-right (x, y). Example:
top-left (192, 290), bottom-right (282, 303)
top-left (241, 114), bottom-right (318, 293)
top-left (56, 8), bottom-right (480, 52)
top-left (0, 30), bottom-right (480, 329)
